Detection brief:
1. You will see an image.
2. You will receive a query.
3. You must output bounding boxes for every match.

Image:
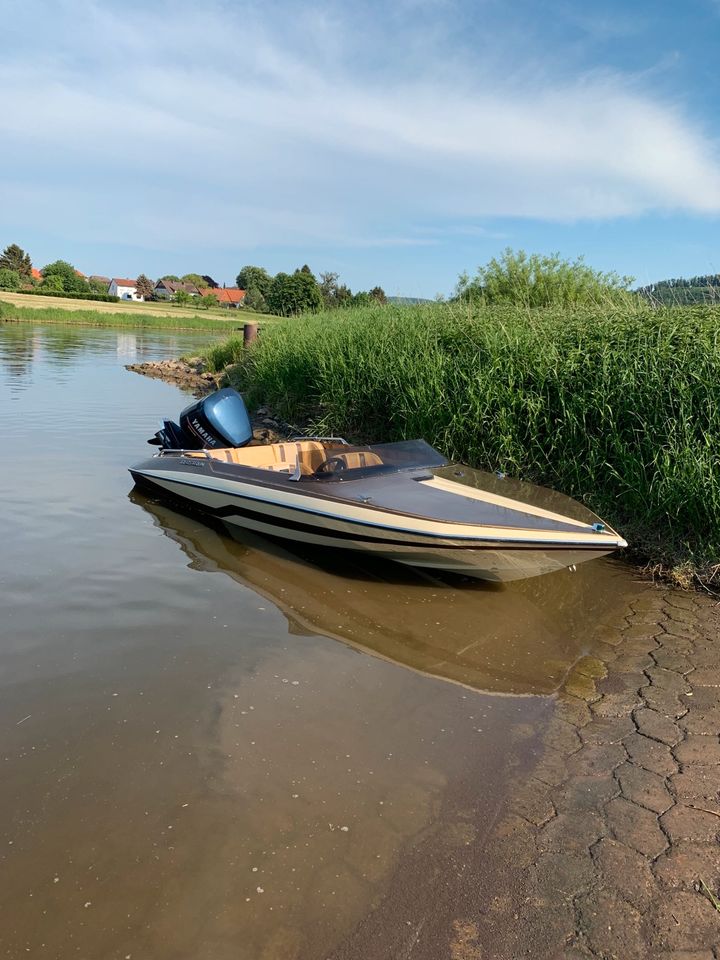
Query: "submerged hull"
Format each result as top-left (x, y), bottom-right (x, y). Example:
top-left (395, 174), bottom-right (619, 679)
top-left (130, 453), bottom-right (625, 582)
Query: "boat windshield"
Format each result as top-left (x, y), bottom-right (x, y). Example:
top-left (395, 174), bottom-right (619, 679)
top-left (306, 439), bottom-right (448, 481)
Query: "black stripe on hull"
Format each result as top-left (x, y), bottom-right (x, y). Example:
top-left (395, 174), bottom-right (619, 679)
top-left (130, 470), bottom-right (611, 555)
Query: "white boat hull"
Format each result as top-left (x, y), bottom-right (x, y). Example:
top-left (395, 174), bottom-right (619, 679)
top-left (134, 469), bottom-right (622, 582)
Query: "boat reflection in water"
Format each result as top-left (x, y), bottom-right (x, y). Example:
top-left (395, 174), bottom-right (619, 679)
top-left (130, 490), bottom-right (640, 697)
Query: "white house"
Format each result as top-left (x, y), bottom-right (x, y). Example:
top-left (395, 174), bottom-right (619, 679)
top-left (109, 278), bottom-right (144, 301)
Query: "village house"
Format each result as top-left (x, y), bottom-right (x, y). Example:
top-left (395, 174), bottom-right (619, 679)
top-left (109, 278), bottom-right (144, 301)
top-left (154, 279), bottom-right (200, 299)
top-left (199, 287), bottom-right (246, 308)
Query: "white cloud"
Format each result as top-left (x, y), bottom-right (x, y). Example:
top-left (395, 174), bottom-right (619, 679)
top-left (1, 0), bottom-right (719, 257)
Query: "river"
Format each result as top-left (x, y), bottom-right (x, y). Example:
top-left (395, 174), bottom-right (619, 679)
top-left (0, 324), bottom-right (643, 959)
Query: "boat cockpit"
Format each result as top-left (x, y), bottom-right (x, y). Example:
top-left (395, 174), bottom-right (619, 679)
top-left (164, 438), bottom-right (448, 482)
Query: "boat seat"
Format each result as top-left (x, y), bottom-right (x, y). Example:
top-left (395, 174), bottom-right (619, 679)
top-left (184, 441), bottom-right (328, 474)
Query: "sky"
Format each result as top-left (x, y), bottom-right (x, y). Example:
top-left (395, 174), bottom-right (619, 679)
top-left (1, 0), bottom-right (719, 297)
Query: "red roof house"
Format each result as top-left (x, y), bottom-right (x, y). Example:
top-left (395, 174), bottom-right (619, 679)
top-left (200, 287), bottom-right (246, 308)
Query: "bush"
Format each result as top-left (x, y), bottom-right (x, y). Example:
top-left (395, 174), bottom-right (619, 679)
top-left (0, 268), bottom-right (21, 291)
top-left (21, 288), bottom-right (120, 302)
top-left (457, 248), bottom-right (634, 307)
top-left (41, 275), bottom-right (64, 292)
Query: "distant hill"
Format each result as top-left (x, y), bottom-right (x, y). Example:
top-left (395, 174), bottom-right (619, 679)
top-left (637, 274), bottom-right (720, 306)
top-left (386, 296), bottom-right (435, 305)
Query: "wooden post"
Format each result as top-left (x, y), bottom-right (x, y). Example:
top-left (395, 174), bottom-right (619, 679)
top-left (243, 322), bottom-right (258, 347)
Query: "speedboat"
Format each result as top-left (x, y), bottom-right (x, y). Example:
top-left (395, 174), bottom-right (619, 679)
top-left (129, 388), bottom-right (627, 582)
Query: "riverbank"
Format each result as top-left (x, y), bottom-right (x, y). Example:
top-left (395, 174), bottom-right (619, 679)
top-left (329, 583), bottom-right (720, 959)
top-left (202, 300), bottom-right (720, 584)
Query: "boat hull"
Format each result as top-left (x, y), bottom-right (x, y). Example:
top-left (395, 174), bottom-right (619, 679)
top-left (130, 465), bottom-right (620, 582)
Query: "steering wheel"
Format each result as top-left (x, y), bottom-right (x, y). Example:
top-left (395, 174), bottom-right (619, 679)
top-left (314, 456), bottom-right (347, 476)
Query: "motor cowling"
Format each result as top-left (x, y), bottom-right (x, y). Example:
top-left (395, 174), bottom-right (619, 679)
top-left (148, 388), bottom-right (254, 449)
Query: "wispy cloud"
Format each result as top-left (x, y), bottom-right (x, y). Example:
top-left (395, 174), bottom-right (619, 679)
top-left (1, 0), bottom-right (719, 264)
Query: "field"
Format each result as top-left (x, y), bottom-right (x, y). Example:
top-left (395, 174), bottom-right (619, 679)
top-left (207, 300), bottom-right (720, 577)
top-left (0, 291), bottom-right (279, 330)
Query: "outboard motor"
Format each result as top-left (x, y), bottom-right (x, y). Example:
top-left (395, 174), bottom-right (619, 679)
top-left (148, 388), bottom-right (253, 450)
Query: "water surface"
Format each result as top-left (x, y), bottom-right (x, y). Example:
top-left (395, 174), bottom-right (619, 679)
top-left (0, 324), bottom-right (642, 959)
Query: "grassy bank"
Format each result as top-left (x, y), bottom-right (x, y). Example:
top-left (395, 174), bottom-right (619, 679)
top-left (207, 300), bottom-right (720, 579)
top-left (0, 298), bottom-right (271, 331)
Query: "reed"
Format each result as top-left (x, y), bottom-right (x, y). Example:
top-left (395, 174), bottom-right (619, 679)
top-left (209, 300), bottom-right (720, 571)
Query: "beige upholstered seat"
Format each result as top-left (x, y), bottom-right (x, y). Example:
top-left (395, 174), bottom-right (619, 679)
top-left (182, 442), bottom-right (385, 476)
top-left (184, 441), bottom-right (327, 474)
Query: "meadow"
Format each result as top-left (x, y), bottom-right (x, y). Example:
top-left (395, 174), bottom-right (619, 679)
top-left (0, 291), bottom-right (277, 331)
top-left (206, 300), bottom-right (720, 578)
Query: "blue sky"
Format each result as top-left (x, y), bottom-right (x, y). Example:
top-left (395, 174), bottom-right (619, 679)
top-left (2, 0), bottom-right (719, 296)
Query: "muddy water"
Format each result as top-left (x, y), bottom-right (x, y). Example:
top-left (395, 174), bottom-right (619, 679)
top-left (0, 325), bottom-right (643, 959)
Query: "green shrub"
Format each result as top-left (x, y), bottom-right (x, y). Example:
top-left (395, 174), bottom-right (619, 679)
top-left (0, 268), bottom-right (21, 291)
top-left (22, 289), bottom-right (120, 303)
top-left (40, 260), bottom-right (88, 293)
top-left (457, 248), bottom-right (635, 307)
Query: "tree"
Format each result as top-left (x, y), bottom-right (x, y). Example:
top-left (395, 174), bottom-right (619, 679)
top-left (0, 244), bottom-right (32, 277)
top-left (136, 274), bottom-right (154, 300)
top-left (174, 290), bottom-right (192, 307)
top-left (267, 271), bottom-right (322, 316)
top-left (319, 271), bottom-right (352, 309)
top-left (351, 291), bottom-right (372, 307)
top-left (243, 286), bottom-right (269, 313)
top-left (41, 274), bottom-right (64, 292)
top-left (336, 284), bottom-right (353, 306)
top-left (41, 260), bottom-right (87, 293)
top-left (201, 292), bottom-right (219, 310)
top-left (88, 278), bottom-right (109, 295)
top-left (319, 271), bottom-right (339, 307)
top-left (369, 286), bottom-right (387, 305)
top-left (181, 273), bottom-right (206, 288)
top-left (236, 265), bottom-right (272, 297)
top-left (0, 268), bottom-right (21, 291)
top-left (160, 274), bottom-right (180, 282)
top-left (298, 264), bottom-right (315, 278)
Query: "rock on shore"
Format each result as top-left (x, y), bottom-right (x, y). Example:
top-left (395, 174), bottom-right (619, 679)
top-left (125, 357), bottom-right (221, 397)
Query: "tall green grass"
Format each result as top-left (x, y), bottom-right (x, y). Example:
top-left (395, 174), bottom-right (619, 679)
top-left (207, 301), bottom-right (720, 568)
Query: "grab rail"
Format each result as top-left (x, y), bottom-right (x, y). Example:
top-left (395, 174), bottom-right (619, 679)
top-left (290, 435), bottom-right (349, 445)
top-left (156, 448), bottom-right (212, 458)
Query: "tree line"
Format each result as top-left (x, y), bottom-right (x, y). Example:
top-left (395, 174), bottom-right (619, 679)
top-left (0, 244), bottom-right (388, 317)
top-left (638, 274), bottom-right (720, 291)
top-left (236, 264), bottom-right (386, 316)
